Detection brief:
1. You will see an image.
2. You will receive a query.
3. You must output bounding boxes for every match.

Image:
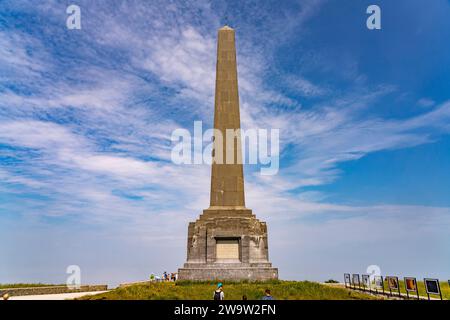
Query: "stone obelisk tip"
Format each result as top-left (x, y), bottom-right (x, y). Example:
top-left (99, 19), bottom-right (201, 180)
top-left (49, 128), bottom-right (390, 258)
top-left (219, 25), bottom-right (234, 31)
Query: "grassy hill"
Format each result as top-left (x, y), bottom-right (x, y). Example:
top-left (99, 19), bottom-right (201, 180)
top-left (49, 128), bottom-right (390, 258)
top-left (79, 280), bottom-right (380, 300)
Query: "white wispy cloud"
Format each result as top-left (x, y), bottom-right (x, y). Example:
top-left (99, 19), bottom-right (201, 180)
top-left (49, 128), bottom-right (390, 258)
top-left (1, 0), bottom-right (448, 224)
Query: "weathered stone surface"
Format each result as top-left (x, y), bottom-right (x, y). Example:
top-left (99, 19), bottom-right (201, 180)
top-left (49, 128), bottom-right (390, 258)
top-left (178, 26), bottom-right (278, 281)
top-left (178, 267), bottom-right (278, 281)
top-left (210, 25), bottom-right (245, 208)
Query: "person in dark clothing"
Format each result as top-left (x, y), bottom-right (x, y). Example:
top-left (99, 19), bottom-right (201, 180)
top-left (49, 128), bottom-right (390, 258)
top-left (261, 289), bottom-right (274, 300)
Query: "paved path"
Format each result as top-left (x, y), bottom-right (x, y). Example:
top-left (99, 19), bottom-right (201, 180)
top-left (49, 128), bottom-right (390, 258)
top-left (4, 291), bottom-right (108, 300)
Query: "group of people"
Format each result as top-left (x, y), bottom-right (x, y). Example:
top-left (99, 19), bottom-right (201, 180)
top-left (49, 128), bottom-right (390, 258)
top-left (163, 271), bottom-right (177, 282)
top-left (149, 271), bottom-right (178, 282)
top-left (213, 282), bottom-right (274, 300)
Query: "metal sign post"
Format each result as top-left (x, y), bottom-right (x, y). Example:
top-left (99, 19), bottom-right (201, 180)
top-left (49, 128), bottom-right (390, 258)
top-left (424, 278), bottom-right (443, 301)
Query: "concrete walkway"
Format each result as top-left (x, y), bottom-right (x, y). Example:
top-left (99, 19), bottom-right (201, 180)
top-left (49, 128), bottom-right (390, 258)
top-left (4, 291), bottom-right (108, 300)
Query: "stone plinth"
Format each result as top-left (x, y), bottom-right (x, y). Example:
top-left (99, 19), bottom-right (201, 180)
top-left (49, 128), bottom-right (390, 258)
top-left (178, 266), bottom-right (278, 281)
top-left (178, 208), bottom-right (278, 281)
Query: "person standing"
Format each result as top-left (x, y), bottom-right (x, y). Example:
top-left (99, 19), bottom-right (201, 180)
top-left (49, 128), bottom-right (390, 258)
top-left (213, 283), bottom-right (224, 300)
top-left (261, 289), bottom-right (274, 300)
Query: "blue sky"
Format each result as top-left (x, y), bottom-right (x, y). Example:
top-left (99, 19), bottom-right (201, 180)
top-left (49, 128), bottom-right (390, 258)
top-left (1, 0), bottom-right (449, 287)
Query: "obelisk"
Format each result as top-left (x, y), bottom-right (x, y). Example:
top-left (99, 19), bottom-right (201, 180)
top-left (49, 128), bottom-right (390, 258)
top-left (178, 26), bottom-right (278, 281)
top-left (210, 25), bottom-right (245, 209)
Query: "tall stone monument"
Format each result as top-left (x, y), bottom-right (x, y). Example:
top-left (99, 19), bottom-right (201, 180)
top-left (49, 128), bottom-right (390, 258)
top-left (178, 26), bottom-right (278, 281)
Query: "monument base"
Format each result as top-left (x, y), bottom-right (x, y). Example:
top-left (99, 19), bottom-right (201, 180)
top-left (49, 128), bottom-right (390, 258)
top-left (178, 264), bottom-right (278, 281)
top-left (178, 208), bottom-right (278, 281)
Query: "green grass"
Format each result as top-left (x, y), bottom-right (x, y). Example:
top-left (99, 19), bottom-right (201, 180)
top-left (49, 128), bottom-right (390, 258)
top-left (0, 283), bottom-right (63, 289)
top-left (79, 280), bottom-right (380, 300)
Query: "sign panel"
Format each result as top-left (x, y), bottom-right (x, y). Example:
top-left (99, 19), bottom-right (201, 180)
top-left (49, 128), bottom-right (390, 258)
top-left (344, 273), bottom-right (351, 287)
top-left (352, 274), bottom-right (360, 287)
top-left (424, 278), bottom-right (441, 295)
top-left (387, 276), bottom-right (399, 290)
top-left (374, 275), bottom-right (384, 289)
top-left (405, 277), bottom-right (417, 292)
top-left (362, 274), bottom-right (370, 288)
